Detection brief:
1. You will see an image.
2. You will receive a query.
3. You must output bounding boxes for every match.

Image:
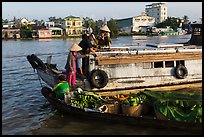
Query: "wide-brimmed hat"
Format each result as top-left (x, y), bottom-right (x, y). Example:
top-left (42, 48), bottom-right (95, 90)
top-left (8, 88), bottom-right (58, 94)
top-left (69, 43), bottom-right (82, 51)
top-left (100, 25), bottom-right (111, 32)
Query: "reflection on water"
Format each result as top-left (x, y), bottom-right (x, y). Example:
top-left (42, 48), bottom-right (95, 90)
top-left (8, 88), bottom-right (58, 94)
top-left (32, 109), bottom-right (200, 135)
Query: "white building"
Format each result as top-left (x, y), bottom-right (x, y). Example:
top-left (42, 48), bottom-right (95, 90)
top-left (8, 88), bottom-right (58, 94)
top-left (116, 13), bottom-right (155, 33)
top-left (44, 21), bottom-right (55, 28)
top-left (145, 2), bottom-right (167, 24)
top-left (132, 13), bottom-right (155, 32)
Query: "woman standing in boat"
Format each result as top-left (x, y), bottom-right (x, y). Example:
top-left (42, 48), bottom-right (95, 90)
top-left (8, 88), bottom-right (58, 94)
top-left (65, 43), bottom-right (83, 89)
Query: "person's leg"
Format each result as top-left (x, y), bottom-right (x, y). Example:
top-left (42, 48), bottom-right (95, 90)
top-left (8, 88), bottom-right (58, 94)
top-left (84, 56), bottom-right (89, 77)
top-left (77, 58), bottom-right (85, 79)
top-left (82, 57), bottom-right (86, 76)
top-left (71, 60), bottom-right (77, 89)
top-left (66, 71), bottom-right (72, 87)
top-left (79, 67), bottom-right (85, 76)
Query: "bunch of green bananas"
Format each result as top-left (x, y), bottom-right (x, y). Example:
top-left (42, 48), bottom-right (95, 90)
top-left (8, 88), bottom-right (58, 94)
top-left (122, 93), bottom-right (147, 106)
top-left (70, 92), bottom-right (104, 109)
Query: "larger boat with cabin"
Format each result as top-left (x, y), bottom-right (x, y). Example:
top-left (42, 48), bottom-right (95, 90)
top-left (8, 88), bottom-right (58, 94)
top-left (27, 21), bottom-right (202, 92)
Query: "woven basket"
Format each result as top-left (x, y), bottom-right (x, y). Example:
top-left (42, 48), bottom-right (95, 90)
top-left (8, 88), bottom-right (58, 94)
top-left (121, 104), bottom-right (143, 117)
top-left (106, 103), bottom-right (120, 114)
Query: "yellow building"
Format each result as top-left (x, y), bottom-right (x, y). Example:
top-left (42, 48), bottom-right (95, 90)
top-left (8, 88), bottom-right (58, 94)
top-left (61, 16), bottom-right (83, 36)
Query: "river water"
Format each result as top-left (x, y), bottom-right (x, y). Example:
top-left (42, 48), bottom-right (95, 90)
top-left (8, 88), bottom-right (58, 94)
top-left (2, 34), bottom-right (201, 135)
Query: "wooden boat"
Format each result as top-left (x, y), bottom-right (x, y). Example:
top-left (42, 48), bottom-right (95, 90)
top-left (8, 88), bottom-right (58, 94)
top-left (27, 22), bottom-right (202, 92)
top-left (40, 86), bottom-right (202, 133)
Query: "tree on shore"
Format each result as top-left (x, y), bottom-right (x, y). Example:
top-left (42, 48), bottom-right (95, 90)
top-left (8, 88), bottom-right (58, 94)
top-left (107, 18), bottom-right (120, 38)
top-left (20, 25), bottom-right (33, 38)
top-left (155, 17), bottom-right (182, 30)
top-left (2, 19), bottom-right (9, 24)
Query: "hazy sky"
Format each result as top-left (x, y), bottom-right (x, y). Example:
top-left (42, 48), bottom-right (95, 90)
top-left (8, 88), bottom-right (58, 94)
top-left (2, 2), bottom-right (202, 22)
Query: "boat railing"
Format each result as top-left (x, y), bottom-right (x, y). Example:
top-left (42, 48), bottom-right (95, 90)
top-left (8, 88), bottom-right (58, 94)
top-left (96, 46), bottom-right (201, 56)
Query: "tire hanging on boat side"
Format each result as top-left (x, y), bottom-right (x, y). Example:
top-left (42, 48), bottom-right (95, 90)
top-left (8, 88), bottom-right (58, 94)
top-left (88, 69), bottom-right (109, 89)
top-left (174, 64), bottom-right (188, 79)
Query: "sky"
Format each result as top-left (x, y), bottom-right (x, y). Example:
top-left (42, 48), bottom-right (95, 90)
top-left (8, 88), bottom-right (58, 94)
top-left (2, 2), bottom-right (202, 22)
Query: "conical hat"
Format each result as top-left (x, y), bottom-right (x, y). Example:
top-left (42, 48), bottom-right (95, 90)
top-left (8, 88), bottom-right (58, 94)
top-left (100, 25), bottom-right (111, 32)
top-left (70, 43), bottom-right (82, 51)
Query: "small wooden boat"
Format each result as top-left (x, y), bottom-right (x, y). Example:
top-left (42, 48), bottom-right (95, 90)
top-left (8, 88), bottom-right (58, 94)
top-left (40, 86), bottom-right (202, 133)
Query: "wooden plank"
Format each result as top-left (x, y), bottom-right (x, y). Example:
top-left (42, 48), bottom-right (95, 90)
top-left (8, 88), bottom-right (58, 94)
top-left (96, 52), bottom-right (202, 65)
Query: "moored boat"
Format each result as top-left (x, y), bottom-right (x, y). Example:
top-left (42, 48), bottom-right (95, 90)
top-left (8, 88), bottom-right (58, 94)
top-left (27, 22), bottom-right (202, 92)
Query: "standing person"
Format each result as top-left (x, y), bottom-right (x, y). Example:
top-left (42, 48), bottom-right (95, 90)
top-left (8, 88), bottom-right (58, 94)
top-left (76, 51), bottom-right (87, 80)
top-left (52, 74), bottom-right (71, 101)
top-left (78, 34), bottom-right (99, 77)
top-left (97, 25), bottom-right (112, 49)
top-left (65, 43), bottom-right (82, 90)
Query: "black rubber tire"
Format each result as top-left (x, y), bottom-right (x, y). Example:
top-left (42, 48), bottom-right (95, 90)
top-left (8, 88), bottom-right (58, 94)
top-left (89, 69), bottom-right (109, 89)
top-left (174, 64), bottom-right (188, 79)
top-left (30, 54), bottom-right (46, 70)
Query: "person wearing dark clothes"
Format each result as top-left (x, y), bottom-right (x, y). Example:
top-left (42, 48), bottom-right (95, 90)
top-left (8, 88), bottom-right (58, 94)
top-left (78, 34), bottom-right (98, 77)
top-left (97, 25), bottom-right (111, 49)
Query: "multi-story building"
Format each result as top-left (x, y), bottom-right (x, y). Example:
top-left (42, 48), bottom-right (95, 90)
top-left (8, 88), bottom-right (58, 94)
top-left (61, 16), bottom-right (83, 36)
top-left (132, 12), bottom-right (155, 32)
top-left (116, 12), bottom-right (155, 33)
top-left (145, 2), bottom-right (167, 24)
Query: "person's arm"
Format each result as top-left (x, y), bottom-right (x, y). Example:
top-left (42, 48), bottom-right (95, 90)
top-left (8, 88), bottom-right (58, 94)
top-left (52, 83), bottom-right (62, 92)
top-left (67, 52), bottom-right (74, 72)
top-left (90, 47), bottom-right (99, 57)
top-left (86, 39), bottom-right (99, 57)
top-left (76, 52), bottom-right (86, 58)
